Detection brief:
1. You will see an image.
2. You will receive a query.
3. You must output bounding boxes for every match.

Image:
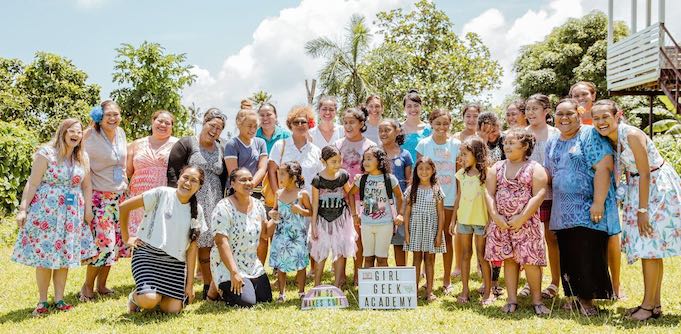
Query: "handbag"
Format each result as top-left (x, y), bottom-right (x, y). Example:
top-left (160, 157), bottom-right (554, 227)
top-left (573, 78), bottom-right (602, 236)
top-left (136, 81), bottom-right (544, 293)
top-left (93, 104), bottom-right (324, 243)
top-left (261, 139), bottom-right (286, 208)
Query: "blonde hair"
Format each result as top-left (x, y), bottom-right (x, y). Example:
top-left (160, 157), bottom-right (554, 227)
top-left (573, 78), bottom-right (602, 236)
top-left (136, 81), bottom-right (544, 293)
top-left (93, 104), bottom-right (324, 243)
top-left (235, 109), bottom-right (258, 127)
top-left (49, 118), bottom-right (85, 165)
top-left (240, 99), bottom-right (254, 110)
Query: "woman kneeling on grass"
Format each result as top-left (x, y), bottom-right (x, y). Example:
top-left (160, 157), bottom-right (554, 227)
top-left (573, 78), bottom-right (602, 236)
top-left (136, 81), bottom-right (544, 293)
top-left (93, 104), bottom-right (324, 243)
top-left (121, 165), bottom-right (206, 314)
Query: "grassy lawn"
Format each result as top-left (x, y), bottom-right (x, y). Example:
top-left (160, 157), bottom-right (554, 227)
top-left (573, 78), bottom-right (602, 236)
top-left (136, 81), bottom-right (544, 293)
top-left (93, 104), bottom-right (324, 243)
top-left (1, 221), bottom-right (680, 334)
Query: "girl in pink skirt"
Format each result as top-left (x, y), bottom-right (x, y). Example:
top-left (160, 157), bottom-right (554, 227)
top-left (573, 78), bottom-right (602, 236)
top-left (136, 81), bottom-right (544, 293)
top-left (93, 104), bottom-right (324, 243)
top-left (485, 128), bottom-right (550, 315)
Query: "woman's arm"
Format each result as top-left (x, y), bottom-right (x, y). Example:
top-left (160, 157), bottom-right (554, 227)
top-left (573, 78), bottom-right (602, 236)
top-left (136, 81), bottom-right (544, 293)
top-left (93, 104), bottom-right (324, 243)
top-left (224, 157), bottom-right (238, 177)
top-left (591, 155), bottom-right (614, 223)
top-left (253, 155), bottom-right (268, 186)
top-left (185, 242), bottom-right (198, 303)
top-left (15, 154), bottom-right (48, 227)
top-left (267, 160), bottom-right (280, 195)
top-left (167, 139), bottom-right (190, 188)
top-left (404, 165), bottom-right (412, 187)
top-left (628, 131), bottom-right (653, 236)
top-left (119, 194), bottom-right (145, 244)
top-left (126, 140), bottom-right (136, 179)
top-left (81, 157), bottom-right (94, 224)
top-left (214, 233), bottom-right (244, 295)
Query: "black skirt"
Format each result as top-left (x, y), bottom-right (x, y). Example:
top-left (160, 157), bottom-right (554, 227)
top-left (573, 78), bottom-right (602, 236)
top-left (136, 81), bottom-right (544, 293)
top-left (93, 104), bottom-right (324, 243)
top-left (131, 243), bottom-right (187, 301)
top-left (556, 227), bottom-right (613, 300)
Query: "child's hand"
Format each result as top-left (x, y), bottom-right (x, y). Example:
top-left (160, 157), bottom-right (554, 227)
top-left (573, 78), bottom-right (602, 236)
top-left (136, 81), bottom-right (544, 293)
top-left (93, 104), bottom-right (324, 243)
top-left (269, 209), bottom-right (281, 222)
top-left (494, 214), bottom-right (509, 231)
top-left (394, 214), bottom-right (404, 226)
top-left (352, 214), bottom-right (360, 227)
top-left (449, 216), bottom-right (457, 235)
top-left (434, 234), bottom-right (442, 248)
top-left (311, 226), bottom-right (319, 240)
top-left (404, 232), bottom-right (410, 245)
top-left (291, 204), bottom-right (305, 215)
top-left (507, 214), bottom-right (524, 231)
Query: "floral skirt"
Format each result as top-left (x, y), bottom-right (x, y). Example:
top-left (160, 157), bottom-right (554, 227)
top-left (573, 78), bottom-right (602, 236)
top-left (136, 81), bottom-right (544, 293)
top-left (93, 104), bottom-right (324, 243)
top-left (485, 216), bottom-right (546, 266)
top-left (84, 191), bottom-right (126, 266)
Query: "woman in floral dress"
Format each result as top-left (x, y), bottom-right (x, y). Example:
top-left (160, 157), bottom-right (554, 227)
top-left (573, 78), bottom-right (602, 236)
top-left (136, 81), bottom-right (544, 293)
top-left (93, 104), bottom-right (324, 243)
top-left (124, 110), bottom-right (177, 255)
top-left (12, 119), bottom-right (97, 316)
top-left (592, 100), bottom-right (681, 321)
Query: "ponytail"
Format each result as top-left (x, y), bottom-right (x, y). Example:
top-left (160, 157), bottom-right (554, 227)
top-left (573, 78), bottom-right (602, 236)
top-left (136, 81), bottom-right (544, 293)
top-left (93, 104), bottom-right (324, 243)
top-left (189, 193), bottom-right (200, 242)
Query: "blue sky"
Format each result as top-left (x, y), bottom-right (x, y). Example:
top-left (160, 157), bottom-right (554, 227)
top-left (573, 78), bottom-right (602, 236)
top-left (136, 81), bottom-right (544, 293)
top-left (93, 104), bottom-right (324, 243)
top-left (2, 0), bottom-right (678, 134)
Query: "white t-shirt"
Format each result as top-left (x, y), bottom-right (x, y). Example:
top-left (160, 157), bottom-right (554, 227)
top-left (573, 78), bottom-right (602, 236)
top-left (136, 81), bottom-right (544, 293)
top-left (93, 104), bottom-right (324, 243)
top-left (364, 123), bottom-right (380, 145)
top-left (137, 187), bottom-right (207, 262)
top-left (416, 136), bottom-right (461, 207)
top-left (269, 137), bottom-right (323, 192)
top-left (309, 124), bottom-right (344, 150)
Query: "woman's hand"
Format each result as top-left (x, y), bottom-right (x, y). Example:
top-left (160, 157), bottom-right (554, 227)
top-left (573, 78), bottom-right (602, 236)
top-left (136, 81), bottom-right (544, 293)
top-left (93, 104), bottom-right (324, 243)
top-left (185, 285), bottom-right (195, 304)
top-left (637, 212), bottom-right (653, 238)
top-left (15, 210), bottom-right (27, 228)
top-left (590, 202), bottom-right (605, 223)
top-left (84, 210), bottom-right (94, 225)
top-left (231, 273), bottom-right (244, 295)
top-left (126, 236), bottom-right (142, 249)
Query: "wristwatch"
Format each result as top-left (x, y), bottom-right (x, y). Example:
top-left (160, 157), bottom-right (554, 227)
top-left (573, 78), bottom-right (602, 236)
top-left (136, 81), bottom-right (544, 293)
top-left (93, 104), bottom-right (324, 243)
top-left (637, 208), bottom-right (648, 214)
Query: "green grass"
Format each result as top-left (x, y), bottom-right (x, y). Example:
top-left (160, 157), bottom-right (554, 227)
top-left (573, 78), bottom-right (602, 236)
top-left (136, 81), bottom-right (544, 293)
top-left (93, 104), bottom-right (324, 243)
top-left (1, 221), bottom-right (680, 333)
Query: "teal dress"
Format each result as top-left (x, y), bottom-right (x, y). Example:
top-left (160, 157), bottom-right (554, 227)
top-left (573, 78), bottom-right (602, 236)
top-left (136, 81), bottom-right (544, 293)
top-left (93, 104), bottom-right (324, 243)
top-left (401, 125), bottom-right (432, 162)
top-left (269, 199), bottom-right (309, 272)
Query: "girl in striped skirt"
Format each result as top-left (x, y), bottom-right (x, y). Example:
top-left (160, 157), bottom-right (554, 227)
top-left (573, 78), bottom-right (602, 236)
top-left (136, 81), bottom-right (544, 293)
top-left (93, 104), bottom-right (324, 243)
top-left (120, 166), bottom-right (207, 313)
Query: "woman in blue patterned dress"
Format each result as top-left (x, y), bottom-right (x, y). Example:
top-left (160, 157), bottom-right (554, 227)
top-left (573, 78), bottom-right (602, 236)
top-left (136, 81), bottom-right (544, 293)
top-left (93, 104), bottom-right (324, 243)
top-left (544, 98), bottom-right (620, 316)
top-left (12, 119), bottom-right (97, 316)
top-left (592, 100), bottom-right (681, 321)
top-left (268, 161), bottom-right (312, 302)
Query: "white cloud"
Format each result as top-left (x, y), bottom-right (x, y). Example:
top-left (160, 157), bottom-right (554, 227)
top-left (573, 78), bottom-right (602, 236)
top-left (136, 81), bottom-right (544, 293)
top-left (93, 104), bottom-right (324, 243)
top-left (75, 0), bottom-right (107, 9)
top-left (182, 0), bottom-right (410, 136)
top-left (464, 0), bottom-right (681, 107)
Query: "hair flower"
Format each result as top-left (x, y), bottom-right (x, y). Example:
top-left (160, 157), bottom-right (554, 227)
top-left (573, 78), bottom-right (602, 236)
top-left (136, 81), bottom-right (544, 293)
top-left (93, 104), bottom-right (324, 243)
top-left (308, 118), bottom-right (316, 129)
top-left (90, 106), bottom-right (103, 123)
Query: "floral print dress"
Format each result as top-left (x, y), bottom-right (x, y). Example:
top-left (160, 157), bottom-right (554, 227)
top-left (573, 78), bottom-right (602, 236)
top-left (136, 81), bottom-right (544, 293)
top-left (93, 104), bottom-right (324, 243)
top-left (617, 123), bottom-right (681, 263)
top-left (12, 146), bottom-right (97, 269)
top-left (268, 198), bottom-right (309, 272)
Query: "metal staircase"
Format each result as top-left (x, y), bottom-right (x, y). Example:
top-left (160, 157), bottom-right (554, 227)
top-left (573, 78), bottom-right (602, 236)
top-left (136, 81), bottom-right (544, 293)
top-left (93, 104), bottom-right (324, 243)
top-left (659, 24), bottom-right (680, 113)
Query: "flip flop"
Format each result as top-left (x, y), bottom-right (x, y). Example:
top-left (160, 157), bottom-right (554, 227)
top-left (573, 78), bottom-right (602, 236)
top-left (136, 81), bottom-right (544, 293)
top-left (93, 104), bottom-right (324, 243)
top-left (480, 295), bottom-right (497, 307)
top-left (78, 292), bottom-right (95, 302)
top-left (32, 301), bottom-right (49, 317)
top-left (456, 295), bottom-right (470, 304)
top-left (96, 289), bottom-right (115, 297)
top-left (502, 302), bottom-right (518, 314)
top-left (532, 303), bottom-right (550, 316)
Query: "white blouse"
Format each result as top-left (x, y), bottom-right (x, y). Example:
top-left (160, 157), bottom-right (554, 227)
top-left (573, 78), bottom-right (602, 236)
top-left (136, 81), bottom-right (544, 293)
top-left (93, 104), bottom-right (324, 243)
top-left (269, 137), bottom-right (323, 192)
top-left (137, 187), bottom-right (207, 261)
top-left (210, 197), bottom-right (267, 285)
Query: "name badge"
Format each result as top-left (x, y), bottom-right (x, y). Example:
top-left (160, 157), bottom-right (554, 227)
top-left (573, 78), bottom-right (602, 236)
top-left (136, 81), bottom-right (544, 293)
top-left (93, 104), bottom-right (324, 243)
top-left (113, 166), bottom-right (123, 184)
top-left (65, 193), bottom-right (76, 206)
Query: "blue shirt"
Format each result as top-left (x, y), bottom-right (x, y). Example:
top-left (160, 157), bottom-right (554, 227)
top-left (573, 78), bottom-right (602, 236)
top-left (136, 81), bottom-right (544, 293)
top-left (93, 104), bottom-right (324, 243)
top-left (545, 126), bottom-right (620, 235)
top-left (402, 125), bottom-right (432, 162)
top-left (256, 125), bottom-right (291, 154)
top-left (223, 137), bottom-right (268, 177)
top-left (390, 148), bottom-right (413, 191)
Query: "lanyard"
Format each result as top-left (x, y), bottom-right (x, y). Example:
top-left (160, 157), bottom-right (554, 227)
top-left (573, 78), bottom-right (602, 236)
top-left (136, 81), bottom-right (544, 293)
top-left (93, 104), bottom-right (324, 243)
top-left (99, 129), bottom-right (121, 163)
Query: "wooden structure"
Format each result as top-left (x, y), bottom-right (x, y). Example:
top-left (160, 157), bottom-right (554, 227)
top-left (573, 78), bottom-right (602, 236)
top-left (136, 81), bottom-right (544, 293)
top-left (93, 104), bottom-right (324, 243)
top-left (607, 0), bottom-right (680, 136)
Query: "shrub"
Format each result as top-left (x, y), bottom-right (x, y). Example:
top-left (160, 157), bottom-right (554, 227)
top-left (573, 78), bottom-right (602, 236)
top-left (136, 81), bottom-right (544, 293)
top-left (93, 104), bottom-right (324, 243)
top-left (0, 121), bottom-right (38, 214)
top-left (653, 134), bottom-right (681, 176)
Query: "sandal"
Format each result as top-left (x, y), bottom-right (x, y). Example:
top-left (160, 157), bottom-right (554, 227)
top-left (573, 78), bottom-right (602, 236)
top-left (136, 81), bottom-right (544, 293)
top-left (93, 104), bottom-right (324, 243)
top-left (442, 284), bottom-right (455, 296)
top-left (653, 305), bottom-right (663, 319)
top-left (541, 283), bottom-right (559, 299)
top-left (276, 294), bottom-right (286, 303)
top-left (128, 292), bottom-right (140, 313)
top-left (456, 295), bottom-right (470, 304)
top-left (480, 295), bottom-right (496, 307)
top-left (579, 304), bottom-right (599, 317)
top-left (532, 303), bottom-right (550, 316)
top-left (54, 300), bottom-right (73, 312)
top-left (627, 305), bottom-right (655, 321)
top-left (502, 302), bottom-right (518, 314)
top-left (426, 293), bottom-right (437, 302)
top-left (492, 286), bottom-right (505, 297)
top-left (78, 291), bottom-right (95, 302)
top-left (517, 283), bottom-right (531, 297)
top-left (32, 301), bottom-right (50, 317)
top-left (96, 289), bottom-right (115, 297)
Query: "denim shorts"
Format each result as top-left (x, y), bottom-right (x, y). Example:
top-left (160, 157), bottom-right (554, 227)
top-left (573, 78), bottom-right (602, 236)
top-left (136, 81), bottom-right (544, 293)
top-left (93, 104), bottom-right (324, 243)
top-left (456, 223), bottom-right (486, 236)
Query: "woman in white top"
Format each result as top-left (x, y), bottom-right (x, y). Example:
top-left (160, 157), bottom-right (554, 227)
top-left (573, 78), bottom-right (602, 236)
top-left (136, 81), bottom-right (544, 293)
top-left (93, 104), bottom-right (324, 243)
top-left (120, 165), bottom-right (206, 314)
top-left (363, 95), bottom-right (384, 144)
top-left (210, 168), bottom-right (273, 306)
top-left (309, 96), bottom-right (344, 149)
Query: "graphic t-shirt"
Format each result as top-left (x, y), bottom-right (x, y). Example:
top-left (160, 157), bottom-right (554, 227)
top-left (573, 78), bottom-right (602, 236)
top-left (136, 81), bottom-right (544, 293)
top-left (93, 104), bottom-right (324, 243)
top-left (354, 174), bottom-right (399, 225)
top-left (416, 136), bottom-right (461, 207)
top-left (335, 137), bottom-right (376, 181)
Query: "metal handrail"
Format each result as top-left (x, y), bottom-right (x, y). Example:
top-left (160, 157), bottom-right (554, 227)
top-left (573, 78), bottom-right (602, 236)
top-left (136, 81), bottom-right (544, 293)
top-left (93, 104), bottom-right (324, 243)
top-left (661, 23), bottom-right (681, 52)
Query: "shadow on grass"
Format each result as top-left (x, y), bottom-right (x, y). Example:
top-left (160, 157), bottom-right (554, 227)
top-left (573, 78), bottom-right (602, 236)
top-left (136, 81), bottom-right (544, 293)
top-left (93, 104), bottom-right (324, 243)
top-left (0, 283), bottom-right (136, 324)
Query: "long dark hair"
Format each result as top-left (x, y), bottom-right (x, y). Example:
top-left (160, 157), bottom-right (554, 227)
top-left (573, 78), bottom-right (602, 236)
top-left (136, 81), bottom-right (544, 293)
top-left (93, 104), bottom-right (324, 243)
top-left (409, 156), bottom-right (438, 204)
top-left (179, 165), bottom-right (205, 242)
top-left (461, 136), bottom-right (489, 185)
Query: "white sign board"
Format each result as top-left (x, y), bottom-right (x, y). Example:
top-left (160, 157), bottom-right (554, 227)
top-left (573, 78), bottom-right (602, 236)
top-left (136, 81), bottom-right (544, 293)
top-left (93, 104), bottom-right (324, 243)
top-left (358, 266), bottom-right (417, 309)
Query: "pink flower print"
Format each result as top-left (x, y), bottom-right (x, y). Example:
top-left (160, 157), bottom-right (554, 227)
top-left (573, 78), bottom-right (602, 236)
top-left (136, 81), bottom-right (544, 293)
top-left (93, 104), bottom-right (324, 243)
top-left (72, 175), bottom-right (81, 186)
top-left (65, 223), bottom-right (74, 233)
top-left (39, 221), bottom-right (49, 231)
top-left (55, 240), bottom-right (63, 250)
top-left (58, 195), bottom-right (65, 206)
top-left (96, 234), bottom-right (111, 247)
top-left (31, 195), bottom-right (39, 205)
top-left (33, 220), bottom-right (40, 227)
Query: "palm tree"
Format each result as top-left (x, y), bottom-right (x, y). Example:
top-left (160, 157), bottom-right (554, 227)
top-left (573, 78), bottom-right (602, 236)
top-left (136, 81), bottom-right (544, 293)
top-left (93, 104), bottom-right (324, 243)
top-left (305, 14), bottom-right (372, 108)
top-left (250, 90), bottom-right (272, 106)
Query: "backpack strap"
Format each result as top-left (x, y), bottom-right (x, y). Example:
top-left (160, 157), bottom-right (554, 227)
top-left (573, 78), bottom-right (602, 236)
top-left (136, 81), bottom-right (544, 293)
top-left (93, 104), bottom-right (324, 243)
top-left (383, 173), bottom-right (394, 204)
top-left (359, 174), bottom-right (369, 201)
